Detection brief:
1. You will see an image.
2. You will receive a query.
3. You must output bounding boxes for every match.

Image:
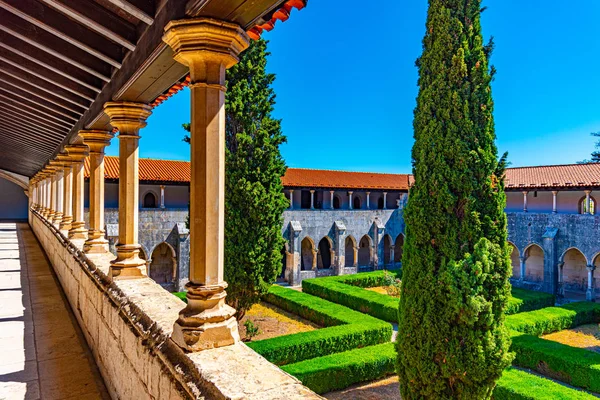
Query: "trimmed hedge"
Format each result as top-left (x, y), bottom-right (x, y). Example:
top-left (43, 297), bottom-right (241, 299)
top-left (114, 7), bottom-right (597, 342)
top-left (281, 343), bottom-right (396, 394)
top-left (281, 341), bottom-right (596, 399)
top-left (494, 367), bottom-right (596, 399)
top-left (506, 288), bottom-right (555, 315)
top-left (247, 285), bottom-right (391, 366)
top-left (505, 302), bottom-right (600, 336)
top-left (302, 272), bottom-right (400, 322)
top-left (511, 333), bottom-right (600, 393)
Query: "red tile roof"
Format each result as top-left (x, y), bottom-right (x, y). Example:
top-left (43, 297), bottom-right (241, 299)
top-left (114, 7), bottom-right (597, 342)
top-left (84, 156), bottom-right (190, 183)
top-left (282, 168), bottom-right (411, 190)
top-left (504, 163), bottom-right (600, 190)
top-left (85, 157), bottom-right (600, 191)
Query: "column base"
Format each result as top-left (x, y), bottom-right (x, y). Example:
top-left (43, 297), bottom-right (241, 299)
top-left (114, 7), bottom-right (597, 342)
top-left (68, 222), bottom-right (88, 240)
top-left (52, 212), bottom-right (63, 227)
top-left (83, 230), bottom-right (109, 254)
top-left (59, 216), bottom-right (73, 234)
top-left (586, 289), bottom-right (594, 302)
top-left (171, 282), bottom-right (240, 352)
top-left (109, 244), bottom-right (147, 280)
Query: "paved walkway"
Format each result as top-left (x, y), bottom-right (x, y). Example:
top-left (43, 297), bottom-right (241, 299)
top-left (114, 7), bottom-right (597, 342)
top-left (0, 222), bottom-right (109, 400)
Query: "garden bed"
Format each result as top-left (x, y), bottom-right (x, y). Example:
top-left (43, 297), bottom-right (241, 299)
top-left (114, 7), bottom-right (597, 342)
top-left (240, 302), bottom-right (320, 341)
top-left (542, 324), bottom-right (600, 354)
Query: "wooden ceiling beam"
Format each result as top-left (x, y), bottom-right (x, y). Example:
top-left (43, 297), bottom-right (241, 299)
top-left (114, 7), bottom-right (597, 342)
top-left (0, 0), bottom-right (123, 69)
top-left (0, 75), bottom-right (86, 115)
top-left (0, 135), bottom-right (56, 155)
top-left (0, 120), bottom-right (62, 149)
top-left (0, 111), bottom-right (64, 140)
top-left (0, 100), bottom-right (72, 132)
top-left (41, 0), bottom-right (137, 51)
top-left (0, 12), bottom-right (112, 82)
top-left (0, 91), bottom-right (75, 128)
top-left (0, 87), bottom-right (80, 122)
top-left (104, 0), bottom-right (155, 25)
top-left (0, 42), bottom-right (101, 96)
top-left (0, 65), bottom-right (90, 109)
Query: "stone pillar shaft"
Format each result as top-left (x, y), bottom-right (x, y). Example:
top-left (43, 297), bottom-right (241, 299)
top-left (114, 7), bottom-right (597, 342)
top-left (557, 262), bottom-right (565, 298)
top-left (81, 131), bottom-right (114, 254)
top-left (519, 256), bottom-right (526, 282)
top-left (104, 102), bottom-right (152, 279)
top-left (330, 191), bottom-right (334, 210)
top-left (160, 185), bottom-right (165, 208)
top-left (54, 168), bottom-right (64, 226)
top-left (586, 265), bottom-right (595, 301)
top-left (289, 189), bottom-right (294, 209)
top-left (366, 192), bottom-right (370, 209)
top-left (163, 17), bottom-right (249, 351)
top-left (383, 192), bottom-right (387, 210)
top-left (49, 173), bottom-right (57, 220)
top-left (523, 191), bottom-right (528, 212)
top-left (59, 159), bottom-right (73, 233)
top-left (348, 191), bottom-right (353, 210)
top-left (585, 190), bottom-right (592, 214)
top-left (66, 144), bottom-right (90, 241)
top-left (552, 191), bottom-right (558, 214)
top-left (310, 190), bottom-right (315, 210)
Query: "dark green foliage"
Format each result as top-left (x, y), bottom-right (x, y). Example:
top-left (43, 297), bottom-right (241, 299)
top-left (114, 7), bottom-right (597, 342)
top-left (592, 132), bottom-right (600, 162)
top-left (281, 343), bottom-right (396, 394)
top-left (302, 273), bottom-right (400, 323)
top-left (396, 0), bottom-right (514, 397)
top-left (246, 285), bottom-right (391, 365)
top-left (244, 320), bottom-right (260, 340)
top-left (511, 333), bottom-right (600, 393)
top-left (493, 368), bottom-right (596, 400)
top-left (506, 288), bottom-right (555, 315)
top-left (505, 302), bottom-right (600, 336)
top-left (183, 39), bottom-right (287, 319)
top-left (173, 291), bottom-right (187, 302)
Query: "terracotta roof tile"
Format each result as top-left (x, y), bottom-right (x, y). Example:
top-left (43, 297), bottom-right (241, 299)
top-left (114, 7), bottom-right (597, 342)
top-left (281, 168), bottom-right (411, 190)
top-left (504, 163), bottom-right (600, 190)
top-left (84, 157), bottom-right (600, 191)
top-left (84, 156), bottom-right (190, 183)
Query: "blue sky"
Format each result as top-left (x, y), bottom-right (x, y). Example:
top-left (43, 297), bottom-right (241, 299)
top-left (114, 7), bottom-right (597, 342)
top-left (105, 0), bottom-right (600, 174)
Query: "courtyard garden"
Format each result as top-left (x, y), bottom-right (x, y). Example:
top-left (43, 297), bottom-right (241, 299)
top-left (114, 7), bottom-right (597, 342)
top-left (233, 271), bottom-right (600, 398)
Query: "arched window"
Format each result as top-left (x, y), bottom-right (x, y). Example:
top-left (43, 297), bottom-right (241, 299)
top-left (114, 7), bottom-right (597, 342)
top-left (333, 195), bottom-right (341, 210)
top-left (301, 237), bottom-right (315, 271)
top-left (345, 236), bottom-right (356, 267)
top-left (358, 235), bottom-right (371, 267)
top-left (143, 192), bottom-right (157, 208)
top-left (383, 235), bottom-right (392, 265)
top-left (353, 196), bottom-right (361, 210)
top-left (377, 197), bottom-right (384, 210)
top-left (394, 235), bottom-right (404, 264)
top-left (579, 196), bottom-right (596, 215)
top-left (317, 237), bottom-right (332, 269)
top-left (149, 243), bottom-right (177, 290)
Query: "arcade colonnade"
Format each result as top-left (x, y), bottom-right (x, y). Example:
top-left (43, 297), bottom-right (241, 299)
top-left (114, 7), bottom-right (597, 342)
top-left (28, 18), bottom-right (249, 352)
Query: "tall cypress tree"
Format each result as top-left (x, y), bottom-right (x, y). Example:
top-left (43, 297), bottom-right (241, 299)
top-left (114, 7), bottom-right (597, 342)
top-left (396, 1), bottom-right (513, 398)
top-left (184, 38), bottom-right (287, 319)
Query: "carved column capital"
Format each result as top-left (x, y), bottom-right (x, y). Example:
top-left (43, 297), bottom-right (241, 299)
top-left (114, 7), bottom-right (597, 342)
top-left (104, 102), bottom-right (152, 136)
top-left (79, 130), bottom-right (114, 154)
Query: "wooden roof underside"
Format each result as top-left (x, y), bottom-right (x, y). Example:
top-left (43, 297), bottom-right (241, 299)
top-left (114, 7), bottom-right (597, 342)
top-left (0, 0), bottom-right (288, 177)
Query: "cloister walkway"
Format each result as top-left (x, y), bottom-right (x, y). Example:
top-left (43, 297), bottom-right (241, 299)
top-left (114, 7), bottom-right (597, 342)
top-left (0, 222), bottom-right (108, 400)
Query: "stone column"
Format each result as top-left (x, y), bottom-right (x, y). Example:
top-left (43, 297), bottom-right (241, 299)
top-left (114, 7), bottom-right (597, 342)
top-left (160, 185), bottom-right (166, 208)
top-left (383, 192), bottom-right (387, 209)
top-left (66, 143), bottom-right (90, 241)
top-left (348, 191), bottom-right (353, 210)
top-left (39, 174), bottom-right (48, 217)
top-left (311, 249), bottom-right (318, 270)
top-left (288, 221), bottom-right (302, 286)
top-left (523, 191), bottom-right (528, 212)
top-left (58, 153), bottom-right (73, 234)
top-left (48, 169), bottom-right (57, 221)
top-left (81, 130), bottom-right (114, 254)
top-left (50, 162), bottom-right (64, 227)
top-left (390, 246), bottom-right (395, 267)
top-left (289, 189), bottom-right (294, 209)
top-left (333, 221), bottom-right (346, 276)
top-left (42, 174), bottom-right (51, 218)
top-left (552, 191), bottom-right (558, 213)
top-left (163, 18), bottom-right (249, 351)
top-left (519, 255), bottom-right (526, 282)
top-left (310, 190), bottom-right (315, 210)
top-left (330, 191), bottom-right (334, 209)
top-left (353, 246), bottom-right (358, 268)
top-left (586, 265), bottom-right (595, 301)
top-left (104, 102), bottom-right (152, 280)
top-left (366, 192), bottom-right (370, 209)
top-left (557, 262), bottom-right (565, 298)
top-left (585, 190), bottom-right (592, 214)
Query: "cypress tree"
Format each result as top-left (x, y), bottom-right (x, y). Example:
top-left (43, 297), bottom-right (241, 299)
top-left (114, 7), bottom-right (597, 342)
top-left (184, 38), bottom-right (287, 319)
top-left (396, 1), bottom-right (513, 398)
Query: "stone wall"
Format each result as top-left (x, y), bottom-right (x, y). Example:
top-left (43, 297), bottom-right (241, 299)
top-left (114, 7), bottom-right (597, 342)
top-left (85, 208), bottom-right (190, 291)
top-left (507, 212), bottom-right (600, 298)
top-left (30, 210), bottom-right (318, 399)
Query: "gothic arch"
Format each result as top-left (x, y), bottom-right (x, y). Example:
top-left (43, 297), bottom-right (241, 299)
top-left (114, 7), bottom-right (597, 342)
top-left (561, 247), bottom-right (588, 294)
top-left (143, 190), bottom-right (158, 208)
top-left (317, 237), bottom-right (333, 269)
top-left (578, 195), bottom-right (596, 215)
top-left (149, 242), bottom-right (177, 290)
top-left (345, 235), bottom-right (357, 267)
top-left (394, 234), bottom-right (404, 264)
top-left (353, 196), bottom-right (362, 210)
top-left (523, 243), bottom-right (544, 283)
top-left (358, 235), bottom-right (372, 267)
top-left (383, 234), bottom-right (393, 266)
top-left (301, 236), bottom-right (315, 271)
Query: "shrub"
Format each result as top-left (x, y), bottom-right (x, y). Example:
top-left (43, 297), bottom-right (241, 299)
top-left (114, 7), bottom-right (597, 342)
top-left (505, 302), bottom-right (600, 336)
top-left (173, 292), bottom-right (187, 302)
top-left (506, 288), bottom-right (555, 315)
top-left (281, 343), bottom-right (396, 394)
top-left (494, 367), bottom-right (596, 399)
top-left (302, 274), bottom-right (399, 322)
top-left (511, 333), bottom-right (600, 393)
top-left (246, 285), bottom-right (391, 365)
top-left (244, 320), bottom-right (260, 341)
